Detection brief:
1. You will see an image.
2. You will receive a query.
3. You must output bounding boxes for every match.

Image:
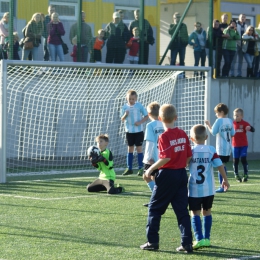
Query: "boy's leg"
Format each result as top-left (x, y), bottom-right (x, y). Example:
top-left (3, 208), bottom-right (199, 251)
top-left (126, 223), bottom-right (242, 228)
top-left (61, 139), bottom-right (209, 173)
top-left (123, 133), bottom-right (134, 175)
top-left (106, 180), bottom-right (124, 194)
top-left (86, 179), bottom-right (107, 192)
top-left (135, 132), bottom-right (144, 176)
top-left (240, 146), bottom-right (248, 182)
top-left (216, 156), bottom-right (229, 192)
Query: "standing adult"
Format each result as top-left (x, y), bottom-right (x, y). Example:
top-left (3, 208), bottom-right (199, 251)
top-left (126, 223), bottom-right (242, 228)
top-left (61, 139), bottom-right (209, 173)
top-left (47, 12), bottom-right (65, 62)
top-left (188, 22), bottom-right (207, 77)
top-left (129, 9), bottom-right (154, 65)
top-left (43, 5), bottom-right (55, 61)
top-left (221, 19), bottom-right (240, 77)
top-left (69, 11), bottom-right (93, 62)
top-left (22, 13), bottom-right (43, 61)
top-left (230, 14), bottom-right (248, 77)
top-left (253, 22), bottom-right (260, 77)
top-left (168, 12), bottom-right (188, 70)
top-left (104, 12), bottom-right (130, 64)
top-left (0, 12), bottom-right (10, 59)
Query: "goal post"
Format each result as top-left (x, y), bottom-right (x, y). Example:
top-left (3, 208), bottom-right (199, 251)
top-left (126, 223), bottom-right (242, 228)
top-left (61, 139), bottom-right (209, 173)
top-left (0, 60), bottom-right (211, 183)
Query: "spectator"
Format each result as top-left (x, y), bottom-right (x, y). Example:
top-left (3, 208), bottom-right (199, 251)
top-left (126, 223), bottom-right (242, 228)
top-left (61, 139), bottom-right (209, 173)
top-left (126, 27), bottom-right (140, 64)
top-left (47, 12), bottom-right (65, 62)
top-left (129, 9), bottom-right (154, 65)
top-left (70, 36), bottom-right (78, 62)
top-left (90, 29), bottom-right (105, 63)
top-left (230, 14), bottom-right (248, 77)
top-left (104, 12), bottom-right (129, 64)
top-left (11, 32), bottom-right (20, 60)
top-left (168, 12), bottom-right (188, 77)
top-left (0, 12), bottom-right (10, 59)
top-left (188, 22), bottom-right (207, 78)
top-left (43, 5), bottom-right (55, 61)
top-left (253, 22), bottom-right (260, 77)
top-left (69, 11), bottom-right (93, 62)
top-left (118, 10), bottom-right (124, 22)
top-left (221, 19), bottom-right (240, 77)
top-left (242, 26), bottom-right (259, 78)
top-left (22, 13), bottom-right (43, 61)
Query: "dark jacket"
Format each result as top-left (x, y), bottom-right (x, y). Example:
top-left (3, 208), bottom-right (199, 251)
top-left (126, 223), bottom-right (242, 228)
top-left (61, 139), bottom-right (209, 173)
top-left (168, 23), bottom-right (188, 49)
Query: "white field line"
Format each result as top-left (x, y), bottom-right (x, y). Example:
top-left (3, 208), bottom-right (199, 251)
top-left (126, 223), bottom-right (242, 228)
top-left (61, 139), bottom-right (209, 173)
top-left (227, 255), bottom-right (260, 260)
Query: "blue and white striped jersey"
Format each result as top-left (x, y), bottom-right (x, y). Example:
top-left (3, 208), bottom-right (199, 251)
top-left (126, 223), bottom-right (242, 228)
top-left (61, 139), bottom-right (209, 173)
top-left (188, 144), bottom-right (222, 197)
top-left (211, 117), bottom-right (235, 156)
top-left (121, 102), bottom-right (148, 133)
top-left (143, 120), bottom-right (164, 163)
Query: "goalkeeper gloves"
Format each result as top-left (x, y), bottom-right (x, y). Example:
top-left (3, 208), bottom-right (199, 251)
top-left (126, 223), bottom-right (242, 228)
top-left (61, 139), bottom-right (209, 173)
top-left (90, 155), bottom-right (109, 166)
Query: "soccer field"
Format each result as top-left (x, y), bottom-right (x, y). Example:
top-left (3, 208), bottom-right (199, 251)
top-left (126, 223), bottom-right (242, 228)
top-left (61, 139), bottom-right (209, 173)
top-left (1, 161), bottom-right (260, 260)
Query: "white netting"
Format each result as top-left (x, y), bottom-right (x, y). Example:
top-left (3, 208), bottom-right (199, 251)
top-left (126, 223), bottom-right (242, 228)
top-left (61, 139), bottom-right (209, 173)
top-left (3, 63), bottom-right (209, 177)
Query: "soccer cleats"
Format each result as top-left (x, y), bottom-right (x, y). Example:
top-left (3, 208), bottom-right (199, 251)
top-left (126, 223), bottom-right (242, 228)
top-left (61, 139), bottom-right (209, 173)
top-left (215, 187), bottom-right (224, 193)
top-left (176, 244), bottom-right (193, 253)
top-left (140, 242), bottom-right (159, 250)
top-left (204, 239), bottom-right (211, 247)
top-left (235, 174), bottom-right (242, 182)
top-left (122, 168), bottom-right (133, 175)
top-left (137, 168), bottom-right (144, 176)
top-left (242, 175), bottom-right (248, 182)
top-left (193, 239), bottom-right (206, 250)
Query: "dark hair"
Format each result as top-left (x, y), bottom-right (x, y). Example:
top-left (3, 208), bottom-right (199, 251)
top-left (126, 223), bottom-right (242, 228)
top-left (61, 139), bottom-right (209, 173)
top-left (214, 103), bottom-right (229, 115)
top-left (229, 19), bottom-right (237, 25)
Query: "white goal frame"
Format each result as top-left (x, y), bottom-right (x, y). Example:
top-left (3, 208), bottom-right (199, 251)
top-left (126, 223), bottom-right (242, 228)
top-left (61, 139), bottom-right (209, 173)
top-left (0, 60), bottom-right (211, 183)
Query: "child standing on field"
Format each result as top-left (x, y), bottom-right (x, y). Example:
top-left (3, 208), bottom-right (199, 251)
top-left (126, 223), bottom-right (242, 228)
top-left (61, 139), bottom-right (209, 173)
top-left (87, 134), bottom-right (124, 194)
top-left (142, 102), bottom-right (164, 207)
top-left (189, 124), bottom-right (230, 250)
top-left (126, 27), bottom-right (139, 64)
top-left (232, 108), bottom-right (255, 182)
top-left (121, 90), bottom-right (148, 176)
top-left (205, 103), bottom-right (235, 193)
top-left (140, 104), bottom-right (193, 253)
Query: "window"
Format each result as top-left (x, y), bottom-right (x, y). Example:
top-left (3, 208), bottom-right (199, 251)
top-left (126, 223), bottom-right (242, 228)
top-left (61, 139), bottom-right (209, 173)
top-left (115, 6), bottom-right (137, 24)
top-left (50, 1), bottom-right (78, 20)
top-left (0, 0), bottom-right (9, 15)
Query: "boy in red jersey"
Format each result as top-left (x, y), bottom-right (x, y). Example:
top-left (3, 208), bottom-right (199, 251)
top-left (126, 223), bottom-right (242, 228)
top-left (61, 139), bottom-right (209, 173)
top-left (232, 108), bottom-right (255, 182)
top-left (140, 104), bottom-right (193, 253)
top-left (126, 27), bottom-right (139, 64)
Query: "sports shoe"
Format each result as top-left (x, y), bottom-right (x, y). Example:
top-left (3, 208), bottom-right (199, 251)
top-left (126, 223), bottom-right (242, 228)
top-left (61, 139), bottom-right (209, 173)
top-left (122, 168), bottom-right (133, 175)
top-left (204, 239), bottom-right (211, 247)
top-left (242, 175), bottom-right (248, 182)
top-left (193, 239), bottom-right (205, 250)
top-left (140, 242), bottom-right (159, 250)
top-left (143, 203), bottom-right (149, 207)
top-left (215, 187), bottom-right (224, 193)
top-left (176, 244), bottom-right (193, 253)
top-left (235, 174), bottom-right (242, 182)
top-left (137, 168), bottom-right (144, 176)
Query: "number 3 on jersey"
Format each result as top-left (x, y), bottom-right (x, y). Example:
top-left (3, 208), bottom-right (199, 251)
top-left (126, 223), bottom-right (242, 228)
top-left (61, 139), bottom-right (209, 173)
top-left (196, 165), bottom-right (205, 184)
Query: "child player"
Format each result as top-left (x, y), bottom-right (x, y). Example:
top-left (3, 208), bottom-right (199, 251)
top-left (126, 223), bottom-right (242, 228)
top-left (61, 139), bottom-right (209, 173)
top-left (189, 124), bottom-right (230, 249)
top-left (232, 108), bottom-right (255, 182)
top-left (205, 103), bottom-right (235, 193)
top-left (121, 90), bottom-right (148, 176)
top-left (140, 104), bottom-right (193, 253)
top-left (87, 134), bottom-right (124, 194)
top-left (142, 102), bottom-right (164, 207)
top-left (126, 27), bottom-right (139, 64)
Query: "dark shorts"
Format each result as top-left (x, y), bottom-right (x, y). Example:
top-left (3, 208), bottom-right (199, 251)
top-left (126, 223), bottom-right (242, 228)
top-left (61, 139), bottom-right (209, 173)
top-left (219, 155), bottom-right (230, 163)
top-left (126, 131), bottom-right (144, 147)
top-left (94, 49), bottom-right (101, 62)
top-left (232, 146), bottom-right (248, 159)
top-left (188, 195), bottom-right (214, 211)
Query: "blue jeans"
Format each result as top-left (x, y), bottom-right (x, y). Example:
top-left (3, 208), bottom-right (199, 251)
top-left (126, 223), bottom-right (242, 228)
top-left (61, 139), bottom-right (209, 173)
top-left (170, 46), bottom-right (186, 66)
top-left (230, 45), bottom-right (243, 76)
top-left (194, 49), bottom-right (206, 67)
top-left (252, 55), bottom-right (260, 77)
top-left (22, 47), bottom-right (39, 61)
top-left (243, 53), bottom-right (254, 68)
top-left (222, 49), bottom-right (236, 77)
top-left (48, 44), bottom-right (64, 61)
top-left (146, 168), bottom-right (192, 246)
top-left (81, 45), bottom-right (89, 62)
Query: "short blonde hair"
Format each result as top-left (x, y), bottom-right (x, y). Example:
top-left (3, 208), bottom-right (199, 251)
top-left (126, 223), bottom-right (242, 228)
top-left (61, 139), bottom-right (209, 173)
top-left (126, 89), bottom-right (137, 97)
top-left (147, 102), bottom-right (160, 117)
top-left (98, 29), bottom-right (104, 35)
top-left (190, 124), bottom-right (207, 142)
top-left (72, 36), bottom-right (77, 45)
top-left (95, 134), bottom-right (109, 143)
top-left (132, 27), bottom-right (139, 32)
top-left (159, 104), bottom-right (177, 123)
top-left (233, 108), bottom-right (243, 115)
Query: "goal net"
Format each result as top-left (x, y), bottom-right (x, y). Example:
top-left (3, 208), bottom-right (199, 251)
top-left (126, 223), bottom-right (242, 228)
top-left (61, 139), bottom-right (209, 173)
top-left (0, 61), bottom-right (210, 182)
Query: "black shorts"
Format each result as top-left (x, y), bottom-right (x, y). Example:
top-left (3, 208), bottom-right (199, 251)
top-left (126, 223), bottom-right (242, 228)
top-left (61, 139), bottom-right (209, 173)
top-left (94, 49), bottom-right (101, 62)
top-left (219, 155), bottom-right (230, 163)
top-left (188, 195), bottom-right (214, 211)
top-left (126, 131), bottom-right (144, 147)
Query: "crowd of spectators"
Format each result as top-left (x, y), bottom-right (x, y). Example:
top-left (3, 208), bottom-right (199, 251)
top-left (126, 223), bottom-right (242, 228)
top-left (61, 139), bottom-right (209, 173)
top-left (0, 6), bottom-right (259, 78)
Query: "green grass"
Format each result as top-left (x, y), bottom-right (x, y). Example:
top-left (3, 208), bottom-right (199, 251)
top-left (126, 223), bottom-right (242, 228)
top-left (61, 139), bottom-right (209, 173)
top-left (1, 161), bottom-right (260, 260)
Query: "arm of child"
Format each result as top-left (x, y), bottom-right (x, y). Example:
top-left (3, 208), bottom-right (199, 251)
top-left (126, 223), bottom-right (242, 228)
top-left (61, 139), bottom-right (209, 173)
top-left (121, 110), bottom-right (129, 121)
top-left (186, 156), bottom-right (191, 167)
top-left (218, 165), bottom-right (230, 192)
top-left (205, 120), bottom-right (213, 134)
top-left (134, 115), bottom-right (149, 126)
top-left (145, 158), bottom-right (170, 177)
top-left (246, 125), bottom-right (255, 132)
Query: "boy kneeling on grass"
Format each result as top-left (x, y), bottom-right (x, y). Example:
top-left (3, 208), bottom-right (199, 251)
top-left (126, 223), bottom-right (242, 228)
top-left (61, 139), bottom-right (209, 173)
top-left (87, 134), bottom-right (124, 194)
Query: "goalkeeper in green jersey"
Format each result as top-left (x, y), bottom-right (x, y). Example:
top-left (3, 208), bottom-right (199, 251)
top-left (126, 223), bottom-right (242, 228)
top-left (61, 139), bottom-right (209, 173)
top-left (87, 134), bottom-right (125, 194)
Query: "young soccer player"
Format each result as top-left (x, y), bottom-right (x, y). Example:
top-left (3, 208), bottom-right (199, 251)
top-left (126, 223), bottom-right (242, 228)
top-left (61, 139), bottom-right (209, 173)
top-left (232, 108), bottom-right (255, 182)
top-left (189, 124), bottom-right (230, 249)
top-left (142, 102), bottom-right (164, 206)
top-left (87, 134), bottom-right (124, 194)
top-left (121, 90), bottom-right (148, 176)
top-left (140, 104), bottom-right (193, 253)
top-left (126, 27), bottom-right (139, 64)
top-left (205, 103), bottom-right (235, 193)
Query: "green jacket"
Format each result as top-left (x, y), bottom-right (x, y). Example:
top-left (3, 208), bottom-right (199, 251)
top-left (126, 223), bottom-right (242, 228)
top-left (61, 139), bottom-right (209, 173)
top-left (222, 28), bottom-right (240, 51)
top-left (168, 23), bottom-right (188, 49)
top-left (96, 149), bottom-right (116, 181)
